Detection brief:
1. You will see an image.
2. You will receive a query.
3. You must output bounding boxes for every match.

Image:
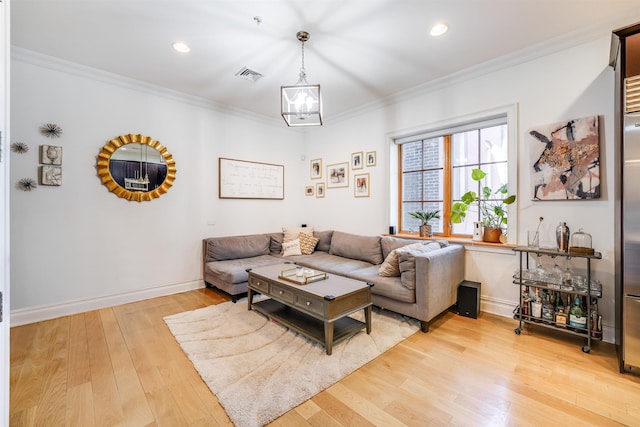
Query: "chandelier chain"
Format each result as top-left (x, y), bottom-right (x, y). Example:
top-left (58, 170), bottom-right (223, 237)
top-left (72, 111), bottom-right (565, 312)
top-left (300, 40), bottom-right (306, 75)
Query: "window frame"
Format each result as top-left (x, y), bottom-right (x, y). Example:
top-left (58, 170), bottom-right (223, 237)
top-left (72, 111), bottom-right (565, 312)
top-left (389, 104), bottom-right (518, 244)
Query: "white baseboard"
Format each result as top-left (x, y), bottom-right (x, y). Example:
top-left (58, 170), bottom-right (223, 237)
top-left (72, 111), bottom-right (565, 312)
top-left (480, 295), bottom-right (614, 344)
top-left (10, 280), bottom-right (204, 327)
top-left (481, 295), bottom-right (517, 318)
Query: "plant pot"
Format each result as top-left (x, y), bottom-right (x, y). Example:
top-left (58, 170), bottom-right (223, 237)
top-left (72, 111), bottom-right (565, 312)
top-left (482, 227), bottom-right (503, 243)
top-left (419, 224), bottom-right (432, 238)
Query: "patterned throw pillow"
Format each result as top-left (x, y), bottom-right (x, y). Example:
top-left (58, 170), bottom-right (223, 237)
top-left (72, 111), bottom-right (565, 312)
top-left (298, 232), bottom-right (320, 255)
top-left (282, 239), bottom-right (302, 257)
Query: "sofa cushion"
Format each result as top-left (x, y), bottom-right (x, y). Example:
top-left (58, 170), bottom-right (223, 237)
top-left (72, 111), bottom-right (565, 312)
top-left (347, 266), bottom-right (415, 303)
top-left (299, 232), bottom-right (320, 255)
top-left (398, 242), bottom-right (442, 290)
top-left (282, 239), bottom-right (302, 257)
top-left (207, 234), bottom-right (270, 261)
top-left (292, 252), bottom-right (374, 276)
top-left (205, 255), bottom-right (284, 284)
top-left (378, 242), bottom-right (425, 277)
top-left (283, 226), bottom-right (314, 242)
top-left (268, 232), bottom-right (284, 255)
top-left (313, 230), bottom-right (333, 252)
top-left (380, 236), bottom-right (421, 259)
top-left (329, 231), bottom-right (383, 265)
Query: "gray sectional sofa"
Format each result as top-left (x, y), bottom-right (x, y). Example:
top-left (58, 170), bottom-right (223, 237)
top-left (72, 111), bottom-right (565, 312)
top-left (202, 230), bottom-right (465, 332)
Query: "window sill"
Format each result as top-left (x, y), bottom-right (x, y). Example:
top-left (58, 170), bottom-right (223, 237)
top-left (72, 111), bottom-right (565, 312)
top-left (386, 233), bottom-right (516, 250)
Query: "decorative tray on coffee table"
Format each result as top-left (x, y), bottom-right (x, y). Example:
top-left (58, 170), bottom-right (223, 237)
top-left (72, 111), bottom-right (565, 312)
top-left (278, 267), bottom-right (328, 285)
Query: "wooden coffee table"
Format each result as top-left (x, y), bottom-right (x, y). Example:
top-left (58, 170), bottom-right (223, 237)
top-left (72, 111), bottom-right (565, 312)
top-left (247, 264), bottom-right (373, 355)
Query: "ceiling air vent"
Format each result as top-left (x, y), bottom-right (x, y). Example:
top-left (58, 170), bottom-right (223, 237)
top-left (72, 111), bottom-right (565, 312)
top-left (625, 75), bottom-right (640, 113)
top-left (235, 67), bottom-right (263, 82)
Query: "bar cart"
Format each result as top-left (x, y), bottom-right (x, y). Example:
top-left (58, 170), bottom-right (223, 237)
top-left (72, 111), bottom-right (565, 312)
top-left (512, 246), bottom-right (602, 353)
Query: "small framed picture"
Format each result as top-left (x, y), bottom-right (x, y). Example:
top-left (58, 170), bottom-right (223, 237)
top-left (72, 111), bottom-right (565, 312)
top-left (354, 173), bottom-right (370, 197)
top-left (40, 145), bottom-right (62, 165)
top-left (366, 151), bottom-right (376, 167)
top-left (40, 165), bottom-right (62, 186)
top-left (305, 186), bottom-right (314, 196)
top-left (326, 162), bottom-right (349, 189)
top-left (310, 158), bottom-right (322, 179)
top-left (316, 182), bottom-right (325, 198)
top-left (351, 152), bottom-right (363, 170)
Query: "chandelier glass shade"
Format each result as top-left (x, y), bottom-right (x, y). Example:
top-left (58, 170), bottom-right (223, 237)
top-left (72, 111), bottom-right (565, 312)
top-left (281, 31), bottom-right (322, 126)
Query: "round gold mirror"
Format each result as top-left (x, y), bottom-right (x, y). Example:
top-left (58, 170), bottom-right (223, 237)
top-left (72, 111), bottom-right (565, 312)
top-left (96, 134), bottom-right (176, 202)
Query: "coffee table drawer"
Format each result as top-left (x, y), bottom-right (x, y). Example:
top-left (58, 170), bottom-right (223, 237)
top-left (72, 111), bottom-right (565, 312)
top-left (295, 294), bottom-right (324, 317)
top-left (249, 276), bottom-right (270, 293)
top-left (271, 283), bottom-right (294, 304)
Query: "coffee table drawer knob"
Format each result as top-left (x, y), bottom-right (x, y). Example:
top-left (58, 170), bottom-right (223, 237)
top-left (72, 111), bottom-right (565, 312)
top-left (306, 301), bottom-right (311, 306)
top-left (279, 290), bottom-right (284, 295)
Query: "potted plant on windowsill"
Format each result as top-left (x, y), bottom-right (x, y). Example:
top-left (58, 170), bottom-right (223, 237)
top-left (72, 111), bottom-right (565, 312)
top-left (450, 168), bottom-right (516, 243)
top-left (409, 210), bottom-right (440, 237)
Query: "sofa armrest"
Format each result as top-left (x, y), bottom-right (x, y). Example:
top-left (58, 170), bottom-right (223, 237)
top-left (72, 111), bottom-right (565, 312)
top-left (414, 244), bottom-right (465, 325)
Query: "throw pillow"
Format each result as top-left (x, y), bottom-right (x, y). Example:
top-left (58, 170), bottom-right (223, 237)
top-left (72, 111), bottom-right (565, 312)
top-left (381, 236), bottom-right (424, 259)
top-left (207, 234), bottom-right (270, 261)
top-left (378, 242), bottom-right (424, 277)
top-left (313, 230), bottom-right (333, 252)
top-left (282, 239), bottom-right (302, 257)
top-left (328, 231), bottom-right (383, 265)
top-left (298, 232), bottom-right (320, 255)
top-left (283, 226), bottom-right (314, 242)
top-left (398, 242), bottom-right (443, 289)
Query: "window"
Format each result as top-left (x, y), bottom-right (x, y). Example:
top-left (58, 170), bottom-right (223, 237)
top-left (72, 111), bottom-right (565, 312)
top-left (397, 115), bottom-right (512, 238)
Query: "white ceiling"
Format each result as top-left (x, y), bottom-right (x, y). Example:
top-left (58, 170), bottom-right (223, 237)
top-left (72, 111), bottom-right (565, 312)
top-left (10, 0), bottom-right (640, 122)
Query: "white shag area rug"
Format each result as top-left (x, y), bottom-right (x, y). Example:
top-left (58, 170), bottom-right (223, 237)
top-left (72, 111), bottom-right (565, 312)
top-left (164, 299), bottom-right (419, 427)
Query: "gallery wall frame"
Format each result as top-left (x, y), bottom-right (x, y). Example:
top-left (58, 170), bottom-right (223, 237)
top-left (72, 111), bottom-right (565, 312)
top-left (351, 152), bottom-right (363, 170)
top-left (354, 173), bottom-right (370, 197)
top-left (305, 186), bottom-right (314, 196)
top-left (366, 151), bottom-right (376, 167)
top-left (326, 162), bottom-right (349, 189)
top-left (218, 157), bottom-right (284, 200)
top-left (310, 158), bottom-right (322, 179)
top-left (316, 182), bottom-right (325, 198)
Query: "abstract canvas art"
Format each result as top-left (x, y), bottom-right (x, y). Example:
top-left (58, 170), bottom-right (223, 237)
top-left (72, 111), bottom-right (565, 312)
top-left (529, 115), bottom-right (600, 200)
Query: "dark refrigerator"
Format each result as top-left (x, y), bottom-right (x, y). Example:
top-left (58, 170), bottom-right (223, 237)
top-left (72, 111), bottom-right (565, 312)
top-left (622, 111), bottom-right (640, 373)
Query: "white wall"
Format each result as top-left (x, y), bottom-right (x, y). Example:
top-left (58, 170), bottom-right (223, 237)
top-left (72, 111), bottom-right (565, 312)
top-left (10, 52), bottom-right (306, 321)
top-left (1, 1), bottom-right (10, 425)
top-left (304, 34), bottom-right (618, 341)
top-left (9, 30), bottom-right (623, 343)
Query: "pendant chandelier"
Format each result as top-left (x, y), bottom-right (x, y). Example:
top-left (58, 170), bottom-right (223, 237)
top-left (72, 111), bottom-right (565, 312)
top-left (281, 31), bottom-right (323, 126)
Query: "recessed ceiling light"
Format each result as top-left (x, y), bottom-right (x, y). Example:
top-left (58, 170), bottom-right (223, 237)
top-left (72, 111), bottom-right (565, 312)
top-left (430, 23), bottom-right (448, 37)
top-left (172, 42), bottom-right (190, 53)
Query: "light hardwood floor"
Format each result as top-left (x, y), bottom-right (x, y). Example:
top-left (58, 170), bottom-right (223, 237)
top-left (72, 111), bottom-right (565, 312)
top-left (10, 288), bottom-right (640, 426)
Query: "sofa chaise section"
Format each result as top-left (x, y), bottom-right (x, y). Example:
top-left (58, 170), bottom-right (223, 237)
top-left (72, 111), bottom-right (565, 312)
top-left (203, 233), bottom-right (286, 302)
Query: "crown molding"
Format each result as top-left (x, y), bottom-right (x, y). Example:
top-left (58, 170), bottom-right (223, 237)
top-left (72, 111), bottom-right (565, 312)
top-left (332, 12), bottom-right (640, 124)
top-left (11, 46), bottom-right (283, 128)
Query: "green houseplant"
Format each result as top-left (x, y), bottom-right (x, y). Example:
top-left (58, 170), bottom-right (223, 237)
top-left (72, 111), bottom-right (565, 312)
top-left (409, 210), bottom-right (440, 237)
top-left (451, 168), bottom-right (516, 243)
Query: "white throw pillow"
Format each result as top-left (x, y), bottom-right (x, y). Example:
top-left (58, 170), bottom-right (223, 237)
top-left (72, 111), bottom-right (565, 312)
top-left (283, 226), bottom-right (314, 242)
top-left (378, 242), bottom-right (424, 277)
top-left (282, 239), bottom-right (302, 257)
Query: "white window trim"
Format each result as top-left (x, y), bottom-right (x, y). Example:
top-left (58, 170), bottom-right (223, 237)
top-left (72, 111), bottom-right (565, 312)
top-left (387, 103), bottom-right (519, 244)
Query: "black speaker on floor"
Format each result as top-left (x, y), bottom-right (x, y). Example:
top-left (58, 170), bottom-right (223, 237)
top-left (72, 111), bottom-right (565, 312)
top-left (457, 281), bottom-right (481, 319)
